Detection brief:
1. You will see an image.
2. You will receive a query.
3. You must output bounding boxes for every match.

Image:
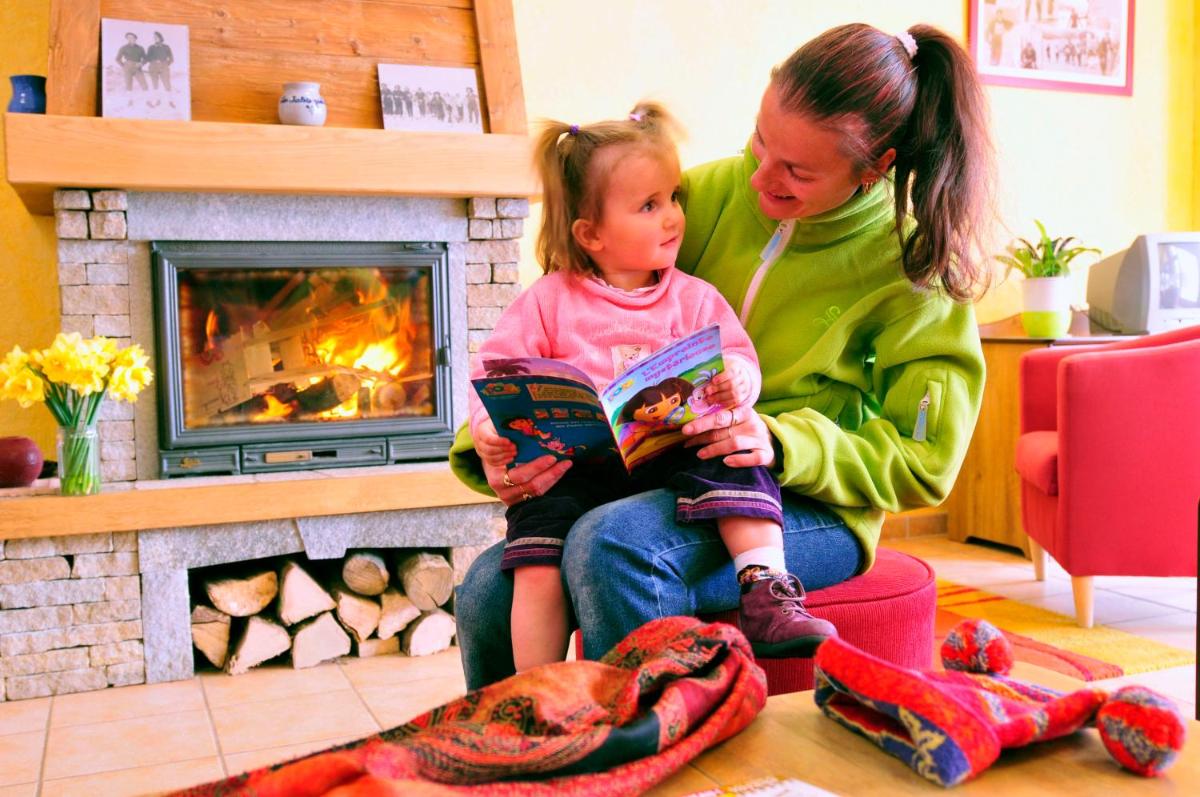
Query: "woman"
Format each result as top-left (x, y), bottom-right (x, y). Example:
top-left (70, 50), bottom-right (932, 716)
top-left (450, 22), bottom-right (991, 688)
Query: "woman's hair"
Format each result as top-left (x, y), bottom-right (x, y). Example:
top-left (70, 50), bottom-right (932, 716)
top-left (534, 102), bottom-right (682, 276)
top-left (772, 24), bottom-right (995, 301)
top-left (616, 377), bottom-right (694, 425)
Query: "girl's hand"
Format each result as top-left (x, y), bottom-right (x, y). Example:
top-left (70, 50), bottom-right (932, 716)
top-left (475, 418), bottom-right (516, 469)
top-left (704, 360), bottom-right (753, 409)
top-left (476, 419), bottom-right (572, 506)
top-left (682, 405), bottom-right (777, 469)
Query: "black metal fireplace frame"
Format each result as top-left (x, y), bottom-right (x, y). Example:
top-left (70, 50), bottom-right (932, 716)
top-left (152, 241), bottom-right (456, 477)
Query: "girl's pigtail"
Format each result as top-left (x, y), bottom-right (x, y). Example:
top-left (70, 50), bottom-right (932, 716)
top-left (628, 100), bottom-right (685, 144)
top-left (534, 122), bottom-right (582, 275)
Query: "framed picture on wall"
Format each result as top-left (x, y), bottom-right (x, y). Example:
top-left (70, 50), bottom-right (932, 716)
top-left (967, 0), bottom-right (1134, 96)
top-left (377, 64), bottom-right (483, 133)
top-left (100, 18), bottom-right (191, 120)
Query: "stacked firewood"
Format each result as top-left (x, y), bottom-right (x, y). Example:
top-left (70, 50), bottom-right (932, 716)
top-left (190, 550), bottom-right (457, 674)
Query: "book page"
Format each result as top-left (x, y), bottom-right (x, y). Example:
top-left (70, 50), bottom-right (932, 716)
top-left (681, 777), bottom-right (838, 797)
top-left (600, 324), bottom-right (725, 470)
top-left (472, 357), bottom-right (618, 466)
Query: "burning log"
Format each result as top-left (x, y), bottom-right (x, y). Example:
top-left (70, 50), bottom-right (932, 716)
top-left (401, 609), bottom-right (456, 657)
top-left (206, 570), bottom-right (278, 617)
top-left (190, 605), bottom-right (231, 669)
top-left (295, 374), bottom-right (361, 413)
top-left (342, 551), bottom-right (389, 596)
top-left (373, 381), bottom-right (407, 412)
top-left (332, 585), bottom-right (381, 642)
top-left (394, 552), bottom-right (454, 611)
top-left (277, 560), bottom-right (336, 626)
top-left (377, 588), bottom-right (422, 640)
top-left (226, 615), bottom-right (291, 675)
top-left (291, 611), bottom-right (352, 669)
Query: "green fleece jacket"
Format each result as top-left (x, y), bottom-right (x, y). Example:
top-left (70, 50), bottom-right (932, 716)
top-left (449, 148), bottom-right (985, 569)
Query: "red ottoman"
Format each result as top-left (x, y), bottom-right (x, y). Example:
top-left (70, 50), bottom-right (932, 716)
top-left (701, 548), bottom-right (935, 695)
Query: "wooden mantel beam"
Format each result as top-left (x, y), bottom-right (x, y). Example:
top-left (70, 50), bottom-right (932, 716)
top-left (0, 467), bottom-right (497, 540)
top-left (4, 113), bottom-right (538, 215)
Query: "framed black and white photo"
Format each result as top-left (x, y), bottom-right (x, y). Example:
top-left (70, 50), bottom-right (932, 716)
top-left (967, 0), bottom-right (1134, 96)
top-left (377, 64), bottom-right (483, 133)
top-left (101, 17), bottom-right (191, 120)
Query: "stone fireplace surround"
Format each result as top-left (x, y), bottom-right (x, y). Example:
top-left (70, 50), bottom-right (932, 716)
top-left (0, 189), bottom-right (527, 701)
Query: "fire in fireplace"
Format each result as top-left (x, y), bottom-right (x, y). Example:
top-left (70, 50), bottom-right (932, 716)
top-left (152, 242), bottom-right (456, 477)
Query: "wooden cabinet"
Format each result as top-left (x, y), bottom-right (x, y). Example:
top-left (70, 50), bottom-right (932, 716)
top-left (942, 313), bottom-right (1132, 555)
top-left (943, 335), bottom-right (1042, 553)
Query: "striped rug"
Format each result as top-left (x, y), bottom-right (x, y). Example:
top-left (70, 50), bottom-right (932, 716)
top-left (936, 581), bottom-right (1195, 680)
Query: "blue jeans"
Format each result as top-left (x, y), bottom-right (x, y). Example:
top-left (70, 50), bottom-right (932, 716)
top-left (454, 488), bottom-right (863, 689)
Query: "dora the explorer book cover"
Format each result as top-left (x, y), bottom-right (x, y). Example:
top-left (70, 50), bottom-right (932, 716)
top-left (472, 324), bottom-right (726, 471)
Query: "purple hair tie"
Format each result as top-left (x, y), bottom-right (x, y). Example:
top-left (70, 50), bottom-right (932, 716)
top-left (629, 112), bottom-right (644, 122)
top-left (568, 124), bottom-right (579, 136)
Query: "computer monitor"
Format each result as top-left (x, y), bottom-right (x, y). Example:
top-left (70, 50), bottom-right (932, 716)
top-left (1086, 232), bottom-right (1200, 334)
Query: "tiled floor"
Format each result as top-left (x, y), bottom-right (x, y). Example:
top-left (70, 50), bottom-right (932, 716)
top-left (0, 536), bottom-right (1194, 794)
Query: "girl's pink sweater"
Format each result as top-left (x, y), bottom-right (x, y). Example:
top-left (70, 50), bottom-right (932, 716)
top-left (469, 267), bottom-right (761, 434)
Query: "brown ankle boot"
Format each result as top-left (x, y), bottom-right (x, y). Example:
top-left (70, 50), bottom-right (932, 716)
top-left (738, 573), bottom-right (837, 658)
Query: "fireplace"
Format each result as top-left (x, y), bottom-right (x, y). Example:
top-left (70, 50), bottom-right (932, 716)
top-left (152, 241), bottom-right (456, 477)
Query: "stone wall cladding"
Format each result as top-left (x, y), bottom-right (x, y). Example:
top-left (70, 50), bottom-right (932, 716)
top-left (0, 533), bottom-right (144, 700)
top-left (465, 196), bottom-right (527, 354)
top-left (53, 189), bottom-right (138, 484)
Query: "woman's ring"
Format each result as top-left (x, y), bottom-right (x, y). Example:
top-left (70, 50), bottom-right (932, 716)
top-left (502, 472), bottom-right (515, 488)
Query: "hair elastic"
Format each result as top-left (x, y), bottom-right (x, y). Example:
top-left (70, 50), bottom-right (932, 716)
top-left (896, 30), bottom-right (918, 59)
top-left (568, 124), bottom-right (580, 136)
top-left (628, 112), bottom-right (644, 122)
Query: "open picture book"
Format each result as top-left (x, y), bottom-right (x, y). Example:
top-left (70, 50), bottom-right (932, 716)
top-left (472, 324), bottom-right (726, 471)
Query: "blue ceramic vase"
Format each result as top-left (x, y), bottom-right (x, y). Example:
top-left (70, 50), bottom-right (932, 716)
top-left (8, 74), bottom-right (47, 114)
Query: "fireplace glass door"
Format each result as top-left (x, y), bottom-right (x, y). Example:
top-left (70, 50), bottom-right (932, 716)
top-left (153, 242), bottom-right (454, 476)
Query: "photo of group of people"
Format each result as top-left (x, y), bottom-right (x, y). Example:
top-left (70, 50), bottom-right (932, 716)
top-left (970, 0), bottom-right (1132, 94)
top-left (100, 18), bottom-right (191, 120)
top-left (377, 64), bottom-right (484, 133)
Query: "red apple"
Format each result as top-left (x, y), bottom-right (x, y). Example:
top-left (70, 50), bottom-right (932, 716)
top-left (0, 436), bottom-right (45, 488)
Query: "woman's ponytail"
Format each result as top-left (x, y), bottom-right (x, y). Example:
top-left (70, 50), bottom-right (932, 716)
top-left (894, 25), bottom-right (995, 300)
top-left (774, 23), bottom-right (995, 301)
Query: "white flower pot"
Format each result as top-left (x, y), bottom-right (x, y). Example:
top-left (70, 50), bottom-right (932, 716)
top-left (1020, 276), bottom-right (1072, 337)
top-left (278, 82), bottom-right (327, 126)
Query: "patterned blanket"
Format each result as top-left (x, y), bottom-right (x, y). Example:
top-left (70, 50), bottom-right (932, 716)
top-left (173, 616), bottom-right (767, 796)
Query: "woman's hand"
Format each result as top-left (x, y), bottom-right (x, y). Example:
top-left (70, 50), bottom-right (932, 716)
top-left (704, 360), bottom-right (754, 409)
top-left (682, 405), bottom-right (777, 469)
top-left (476, 418), bottom-right (572, 506)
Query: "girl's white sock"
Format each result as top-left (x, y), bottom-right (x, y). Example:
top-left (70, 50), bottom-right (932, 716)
top-left (733, 545), bottom-right (787, 576)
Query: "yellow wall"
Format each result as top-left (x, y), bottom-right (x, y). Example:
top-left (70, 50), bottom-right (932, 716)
top-left (511, 0), bottom-right (1197, 321)
top-left (1, 2), bottom-right (1195, 451)
top-left (1194, 0), bottom-right (1200, 229)
top-left (0, 1), bottom-right (56, 452)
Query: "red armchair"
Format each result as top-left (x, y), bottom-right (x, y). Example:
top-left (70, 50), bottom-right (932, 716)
top-left (1015, 325), bottom-right (1200, 627)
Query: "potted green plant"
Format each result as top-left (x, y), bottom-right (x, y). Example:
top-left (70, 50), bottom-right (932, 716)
top-left (997, 220), bottom-right (1100, 337)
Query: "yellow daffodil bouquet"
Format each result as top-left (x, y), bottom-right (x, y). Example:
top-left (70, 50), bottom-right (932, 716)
top-left (0, 333), bottom-right (153, 495)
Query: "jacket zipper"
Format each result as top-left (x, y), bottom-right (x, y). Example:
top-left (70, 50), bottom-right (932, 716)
top-left (739, 219), bottom-right (795, 326)
top-left (913, 389), bottom-right (931, 442)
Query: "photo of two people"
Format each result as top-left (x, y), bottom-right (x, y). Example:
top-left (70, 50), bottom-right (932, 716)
top-left (101, 17), bottom-right (191, 120)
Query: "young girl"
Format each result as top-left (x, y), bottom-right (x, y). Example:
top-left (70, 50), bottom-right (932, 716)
top-left (469, 103), bottom-right (835, 671)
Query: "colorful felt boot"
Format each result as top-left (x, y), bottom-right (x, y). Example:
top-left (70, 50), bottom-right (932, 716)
top-left (813, 620), bottom-right (1187, 786)
top-left (738, 572), bottom-right (837, 658)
